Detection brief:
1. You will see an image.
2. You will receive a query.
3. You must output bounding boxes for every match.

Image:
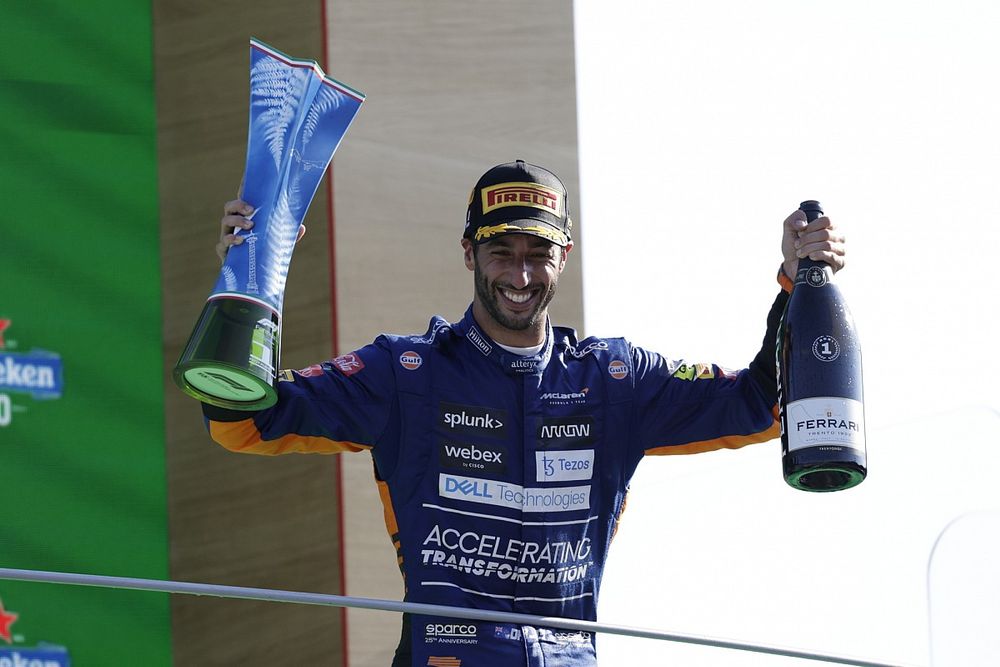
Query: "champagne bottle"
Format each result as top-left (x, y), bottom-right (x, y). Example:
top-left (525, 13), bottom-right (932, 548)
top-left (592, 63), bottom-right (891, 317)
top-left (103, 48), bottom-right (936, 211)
top-left (777, 200), bottom-right (867, 492)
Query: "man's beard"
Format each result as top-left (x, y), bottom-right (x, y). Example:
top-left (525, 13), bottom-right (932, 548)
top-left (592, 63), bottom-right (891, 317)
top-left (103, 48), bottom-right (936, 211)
top-left (473, 259), bottom-right (558, 332)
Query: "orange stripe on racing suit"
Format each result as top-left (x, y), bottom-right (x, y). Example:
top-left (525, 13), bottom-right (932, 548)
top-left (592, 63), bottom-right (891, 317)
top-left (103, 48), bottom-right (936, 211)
top-left (209, 417), bottom-right (370, 455)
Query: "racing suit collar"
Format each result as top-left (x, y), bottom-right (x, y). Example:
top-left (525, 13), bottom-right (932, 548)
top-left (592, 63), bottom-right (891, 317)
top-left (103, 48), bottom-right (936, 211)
top-left (455, 304), bottom-right (554, 375)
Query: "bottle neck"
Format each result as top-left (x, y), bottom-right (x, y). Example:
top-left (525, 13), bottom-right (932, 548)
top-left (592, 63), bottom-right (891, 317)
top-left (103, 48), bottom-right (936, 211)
top-left (795, 258), bottom-right (834, 287)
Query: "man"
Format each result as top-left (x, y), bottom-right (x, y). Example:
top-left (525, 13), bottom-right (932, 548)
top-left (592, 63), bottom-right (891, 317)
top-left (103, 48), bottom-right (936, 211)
top-left (204, 159), bottom-right (845, 666)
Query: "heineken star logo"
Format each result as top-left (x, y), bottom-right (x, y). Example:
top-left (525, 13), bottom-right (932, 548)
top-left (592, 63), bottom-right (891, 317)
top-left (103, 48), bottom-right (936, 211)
top-left (0, 320), bottom-right (10, 349)
top-left (0, 597), bottom-right (19, 643)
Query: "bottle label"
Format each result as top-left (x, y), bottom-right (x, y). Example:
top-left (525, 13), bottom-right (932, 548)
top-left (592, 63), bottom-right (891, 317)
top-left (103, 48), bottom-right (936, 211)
top-left (785, 397), bottom-right (865, 452)
top-left (796, 264), bottom-right (831, 287)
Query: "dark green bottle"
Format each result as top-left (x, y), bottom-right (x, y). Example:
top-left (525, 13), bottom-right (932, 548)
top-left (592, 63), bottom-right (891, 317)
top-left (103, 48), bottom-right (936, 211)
top-left (777, 201), bottom-right (867, 492)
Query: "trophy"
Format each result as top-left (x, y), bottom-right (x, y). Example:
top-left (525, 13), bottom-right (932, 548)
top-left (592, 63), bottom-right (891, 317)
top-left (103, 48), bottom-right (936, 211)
top-left (174, 39), bottom-right (364, 410)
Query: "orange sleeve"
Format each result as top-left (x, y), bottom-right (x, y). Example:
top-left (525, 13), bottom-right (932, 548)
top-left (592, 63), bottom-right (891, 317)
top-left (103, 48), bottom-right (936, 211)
top-left (208, 417), bottom-right (370, 456)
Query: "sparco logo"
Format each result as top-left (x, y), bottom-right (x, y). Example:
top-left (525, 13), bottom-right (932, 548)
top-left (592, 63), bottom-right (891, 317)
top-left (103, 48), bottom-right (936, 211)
top-left (537, 416), bottom-right (595, 447)
top-left (439, 402), bottom-right (507, 438)
top-left (426, 623), bottom-right (477, 638)
top-left (440, 442), bottom-right (507, 474)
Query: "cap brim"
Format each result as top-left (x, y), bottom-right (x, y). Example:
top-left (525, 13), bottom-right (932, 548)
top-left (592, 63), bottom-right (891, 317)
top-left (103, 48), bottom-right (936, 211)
top-left (471, 218), bottom-right (570, 246)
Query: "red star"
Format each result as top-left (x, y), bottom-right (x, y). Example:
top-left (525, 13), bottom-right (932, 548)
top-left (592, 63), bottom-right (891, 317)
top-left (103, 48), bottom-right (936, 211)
top-left (0, 598), bottom-right (18, 644)
top-left (0, 320), bottom-right (10, 349)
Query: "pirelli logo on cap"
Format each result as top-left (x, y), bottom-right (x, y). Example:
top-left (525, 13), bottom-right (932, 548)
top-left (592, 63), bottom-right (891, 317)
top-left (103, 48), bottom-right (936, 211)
top-left (481, 182), bottom-right (562, 217)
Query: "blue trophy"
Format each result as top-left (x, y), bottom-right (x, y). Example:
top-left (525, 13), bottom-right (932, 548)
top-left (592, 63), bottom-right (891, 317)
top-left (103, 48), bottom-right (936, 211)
top-left (174, 39), bottom-right (364, 410)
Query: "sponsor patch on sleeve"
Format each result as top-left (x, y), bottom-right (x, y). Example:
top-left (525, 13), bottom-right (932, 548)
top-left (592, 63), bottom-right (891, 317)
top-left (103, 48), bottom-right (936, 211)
top-left (294, 363), bottom-right (326, 378)
top-left (332, 352), bottom-right (365, 376)
top-left (671, 362), bottom-right (718, 381)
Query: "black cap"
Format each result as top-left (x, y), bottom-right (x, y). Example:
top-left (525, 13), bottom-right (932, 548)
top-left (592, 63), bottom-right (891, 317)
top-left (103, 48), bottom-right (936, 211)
top-left (464, 160), bottom-right (572, 246)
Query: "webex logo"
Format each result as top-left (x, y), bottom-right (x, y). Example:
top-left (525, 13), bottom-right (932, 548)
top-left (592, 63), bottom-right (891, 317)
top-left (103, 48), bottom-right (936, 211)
top-left (537, 416), bottom-right (594, 447)
top-left (439, 402), bottom-right (507, 438)
top-left (440, 442), bottom-right (506, 474)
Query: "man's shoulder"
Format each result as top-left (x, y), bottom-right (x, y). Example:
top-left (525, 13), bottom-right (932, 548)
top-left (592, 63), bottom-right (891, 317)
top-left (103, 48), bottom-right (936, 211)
top-left (376, 315), bottom-right (458, 349)
top-left (553, 324), bottom-right (631, 360)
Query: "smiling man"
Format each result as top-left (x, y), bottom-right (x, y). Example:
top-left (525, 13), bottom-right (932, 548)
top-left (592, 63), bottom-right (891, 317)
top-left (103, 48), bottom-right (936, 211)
top-left (203, 159), bottom-right (845, 666)
top-left (462, 161), bottom-right (573, 349)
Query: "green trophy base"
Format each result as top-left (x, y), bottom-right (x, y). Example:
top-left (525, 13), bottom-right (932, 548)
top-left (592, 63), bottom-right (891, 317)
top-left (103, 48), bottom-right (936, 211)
top-left (173, 296), bottom-right (280, 411)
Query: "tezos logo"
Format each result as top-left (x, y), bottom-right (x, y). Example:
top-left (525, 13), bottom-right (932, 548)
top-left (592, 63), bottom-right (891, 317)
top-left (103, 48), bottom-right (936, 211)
top-left (536, 450), bottom-right (594, 482)
top-left (439, 402), bottom-right (508, 438)
top-left (608, 360), bottom-right (628, 380)
top-left (399, 351), bottom-right (423, 370)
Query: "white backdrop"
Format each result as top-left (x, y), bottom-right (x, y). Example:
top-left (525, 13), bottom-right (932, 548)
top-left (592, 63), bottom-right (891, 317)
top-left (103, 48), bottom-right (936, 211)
top-left (576, 1), bottom-right (1000, 665)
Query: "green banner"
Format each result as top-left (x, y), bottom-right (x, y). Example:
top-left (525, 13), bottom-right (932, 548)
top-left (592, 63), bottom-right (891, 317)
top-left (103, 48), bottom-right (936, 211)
top-left (0, 1), bottom-right (171, 664)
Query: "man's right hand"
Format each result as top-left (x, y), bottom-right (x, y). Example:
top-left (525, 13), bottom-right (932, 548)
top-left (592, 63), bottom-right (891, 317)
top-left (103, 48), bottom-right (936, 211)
top-left (216, 199), bottom-right (255, 263)
top-left (215, 199), bottom-right (307, 263)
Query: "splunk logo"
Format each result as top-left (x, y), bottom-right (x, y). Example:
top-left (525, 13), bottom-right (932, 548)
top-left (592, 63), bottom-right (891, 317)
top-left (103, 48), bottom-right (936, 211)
top-left (439, 402), bottom-right (507, 438)
top-left (537, 416), bottom-right (594, 447)
top-left (439, 442), bottom-right (507, 474)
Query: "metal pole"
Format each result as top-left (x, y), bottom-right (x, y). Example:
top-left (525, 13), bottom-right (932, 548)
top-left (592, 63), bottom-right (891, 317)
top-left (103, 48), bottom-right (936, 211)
top-left (0, 567), bottom-right (905, 667)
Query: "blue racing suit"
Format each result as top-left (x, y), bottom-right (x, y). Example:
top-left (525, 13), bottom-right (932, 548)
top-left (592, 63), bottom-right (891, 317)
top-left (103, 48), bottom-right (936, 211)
top-left (203, 286), bottom-right (789, 666)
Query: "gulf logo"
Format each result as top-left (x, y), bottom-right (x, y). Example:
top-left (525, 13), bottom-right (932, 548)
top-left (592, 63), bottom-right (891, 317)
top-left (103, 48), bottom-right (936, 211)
top-left (399, 351), bottom-right (423, 370)
top-left (608, 360), bottom-right (628, 380)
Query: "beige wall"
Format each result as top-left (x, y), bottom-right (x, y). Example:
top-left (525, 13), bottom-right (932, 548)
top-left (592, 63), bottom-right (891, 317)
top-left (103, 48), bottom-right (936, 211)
top-left (325, 1), bottom-right (583, 664)
top-left (155, 1), bottom-right (346, 665)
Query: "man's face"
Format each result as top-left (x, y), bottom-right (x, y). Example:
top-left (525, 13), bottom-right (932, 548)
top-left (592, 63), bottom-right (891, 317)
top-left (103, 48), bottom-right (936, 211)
top-left (463, 234), bottom-right (570, 332)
